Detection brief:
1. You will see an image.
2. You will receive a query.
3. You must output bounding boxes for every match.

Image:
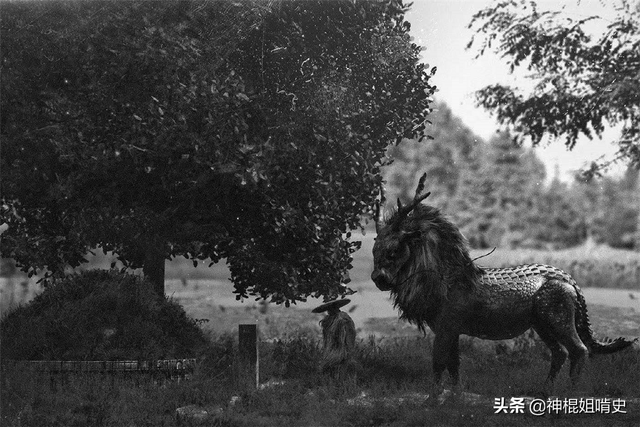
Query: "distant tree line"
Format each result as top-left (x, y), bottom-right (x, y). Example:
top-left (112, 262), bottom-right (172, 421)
top-left (384, 101), bottom-right (640, 250)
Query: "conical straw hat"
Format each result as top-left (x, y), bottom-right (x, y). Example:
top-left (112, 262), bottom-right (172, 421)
top-left (312, 298), bottom-right (351, 313)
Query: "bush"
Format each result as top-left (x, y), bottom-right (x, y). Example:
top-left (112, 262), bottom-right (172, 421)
top-left (264, 335), bottom-right (322, 382)
top-left (0, 269), bottom-right (207, 360)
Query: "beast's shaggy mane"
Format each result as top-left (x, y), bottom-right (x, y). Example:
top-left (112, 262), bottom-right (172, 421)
top-left (383, 204), bottom-right (483, 331)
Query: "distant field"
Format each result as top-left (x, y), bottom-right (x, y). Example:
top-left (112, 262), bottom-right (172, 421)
top-left (18, 233), bottom-right (640, 287)
top-left (353, 233), bottom-right (640, 289)
top-left (468, 242), bottom-right (640, 290)
top-left (1, 234), bottom-right (638, 316)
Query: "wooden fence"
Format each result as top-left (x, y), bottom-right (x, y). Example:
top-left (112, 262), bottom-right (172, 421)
top-left (3, 324), bottom-right (259, 391)
top-left (3, 358), bottom-right (196, 376)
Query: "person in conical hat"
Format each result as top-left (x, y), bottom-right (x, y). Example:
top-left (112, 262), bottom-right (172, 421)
top-left (313, 298), bottom-right (356, 380)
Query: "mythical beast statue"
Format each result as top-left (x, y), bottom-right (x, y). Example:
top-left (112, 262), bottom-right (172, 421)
top-left (371, 173), bottom-right (636, 395)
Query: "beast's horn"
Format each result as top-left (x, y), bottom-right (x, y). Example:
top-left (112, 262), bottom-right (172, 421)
top-left (397, 173), bottom-right (431, 220)
top-left (414, 173), bottom-right (428, 200)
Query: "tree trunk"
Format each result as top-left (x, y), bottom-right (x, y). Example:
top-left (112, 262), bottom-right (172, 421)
top-left (143, 244), bottom-right (166, 298)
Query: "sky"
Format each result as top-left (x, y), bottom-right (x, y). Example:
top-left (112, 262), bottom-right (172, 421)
top-left (404, 0), bottom-right (626, 181)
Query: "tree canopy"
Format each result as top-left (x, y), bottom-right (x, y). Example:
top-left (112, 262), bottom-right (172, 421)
top-left (467, 0), bottom-right (640, 177)
top-left (0, 0), bottom-right (435, 304)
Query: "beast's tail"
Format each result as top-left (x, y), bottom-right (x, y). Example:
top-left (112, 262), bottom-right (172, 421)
top-left (589, 336), bottom-right (637, 354)
top-left (574, 286), bottom-right (637, 355)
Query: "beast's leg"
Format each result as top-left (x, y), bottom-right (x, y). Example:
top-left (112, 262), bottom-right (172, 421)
top-left (446, 337), bottom-right (460, 386)
top-left (446, 337), bottom-right (463, 398)
top-left (431, 332), bottom-right (459, 399)
top-left (533, 327), bottom-right (568, 392)
top-left (534, 279), bottom-right (588, 386)
top-left (558, 334), bottom-right (588, 384)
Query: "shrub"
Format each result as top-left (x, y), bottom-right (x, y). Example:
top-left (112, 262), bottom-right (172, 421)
top-left (0, 269), bottom-right (207, 360)
top-left (264, 335), bottom-right (322, 382)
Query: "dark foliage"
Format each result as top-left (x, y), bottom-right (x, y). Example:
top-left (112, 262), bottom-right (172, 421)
top-left (0, 270), bottom-right (207, 360)
top-left (0, 0), bottom-right (435, 304)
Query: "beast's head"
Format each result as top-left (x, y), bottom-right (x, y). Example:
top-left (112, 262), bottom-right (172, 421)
top-left (371, 174), bottom-right (481, 296)
top-left (371, 174), bottom-right (431, 291)
top-left (371, 224), bottom-right (412, 291)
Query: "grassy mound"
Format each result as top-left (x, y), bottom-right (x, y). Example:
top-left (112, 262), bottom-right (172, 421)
top-left (0, 270), bottom-right (207, 360)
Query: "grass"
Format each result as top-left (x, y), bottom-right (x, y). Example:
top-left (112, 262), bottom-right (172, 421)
top-left (2, 331), bottom-right (639, 427)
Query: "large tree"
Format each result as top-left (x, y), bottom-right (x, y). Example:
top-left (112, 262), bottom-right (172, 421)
top-left (467, 0), bottom-right (640, 177)
top-left (0, 0), bottom-right (435, 304)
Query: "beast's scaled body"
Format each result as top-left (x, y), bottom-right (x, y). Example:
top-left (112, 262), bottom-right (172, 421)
top-left (468, 264), bottom-right (568, 340)
top-left (371, 174), bottom-right (636, 395)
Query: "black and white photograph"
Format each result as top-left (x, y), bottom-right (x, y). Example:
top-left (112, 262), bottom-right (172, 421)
top-left (1, 0), bottom-right (638, 425)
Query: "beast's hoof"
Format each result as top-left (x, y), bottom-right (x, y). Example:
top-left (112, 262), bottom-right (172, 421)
top-left (426, 388), bottom-right (455, 406)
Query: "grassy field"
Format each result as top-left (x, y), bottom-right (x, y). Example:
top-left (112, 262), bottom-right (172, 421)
top-left (2, 328), bottom-right (639, 427)
top-left (2, 266), bottom-right (639, 427)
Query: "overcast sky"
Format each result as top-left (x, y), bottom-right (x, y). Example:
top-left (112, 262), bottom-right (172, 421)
top-left (404, 0), bottom-right (625, 181)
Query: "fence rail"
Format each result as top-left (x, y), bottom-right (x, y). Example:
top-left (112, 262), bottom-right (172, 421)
top-left (3, 358), bottom-right (197, 374)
